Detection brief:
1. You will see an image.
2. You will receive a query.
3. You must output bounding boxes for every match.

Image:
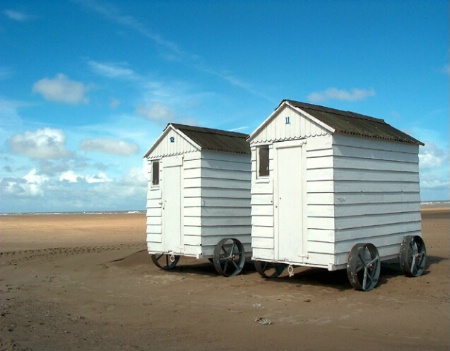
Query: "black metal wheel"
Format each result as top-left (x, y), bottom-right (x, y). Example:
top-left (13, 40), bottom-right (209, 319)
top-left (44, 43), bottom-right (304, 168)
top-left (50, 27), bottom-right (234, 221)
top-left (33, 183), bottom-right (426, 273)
top-left (151, 253), bottom-right (180, 270)
top-left (347, 243), bottom-right (381, 291)
top-left (213, 238), bottom-right (245, 277)
top-left (399, 235), bottom-right (427, 277)
top-left (254, 260), bottom-right (287, 278)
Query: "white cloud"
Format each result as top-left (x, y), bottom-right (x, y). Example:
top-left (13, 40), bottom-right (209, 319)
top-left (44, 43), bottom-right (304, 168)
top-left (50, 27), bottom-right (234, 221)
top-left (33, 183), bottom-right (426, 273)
top-left (22, 169), bottom-right (48, 196)
top-left (418, 140), bottom-right (449, 200)
top-left (88, 60), bottom-right (138, 80)
top-left (307, 88), bottom-right (376, 103)
top-left (80, 138), bottom-right (139, 155)
top-left (1, 169), bottom-right (48, 198)
top-left (59, 170), bottom-right (111, 184)
top-left (136, 102), bottom-right (174, 122)
top-left (420, 175), bottom-right (449, 190)
top-left (8, 128), bottom-right (71, 159)
top-left (59, 170), bottom-right (79, 183)
top-left (85, 172), bottom-right (111, 184)
top-left (32, 74), bottom-right (90, 104)
top-left (3, 9), bottom-right (31, 22)
top-left (121, 166), bottom-right (148, 186)
top-left (419, 142), bottom-right (448, 169)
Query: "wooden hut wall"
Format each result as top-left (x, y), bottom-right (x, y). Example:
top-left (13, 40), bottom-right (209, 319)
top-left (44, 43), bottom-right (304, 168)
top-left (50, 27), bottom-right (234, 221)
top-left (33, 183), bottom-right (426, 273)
top-left (303, 135), bottom-right (337, 268)
top-left (331, 134), bottom-right (422, 266)
top-left (194, 151), bottom-right (251, 257)
top-left (250, 143), bottom-right (275, 260)
top-left (178, 152), bottom-right (203, 256)
top-left (146, 149), bottom-right (251, 258)
top-left (146, 158), bottom-right (164, 253)
top-left (251, 132), bottom-right (338, 267)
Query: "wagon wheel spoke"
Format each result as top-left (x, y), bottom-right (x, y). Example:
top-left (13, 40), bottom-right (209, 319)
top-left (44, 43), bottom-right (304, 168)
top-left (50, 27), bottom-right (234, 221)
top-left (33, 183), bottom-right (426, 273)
top-left (213, 238), bottom-right (246, 277)
top-left (347, 243), bottom-right (380, 291)
top-left (222, 259), bottom-right (229, 273)
top-left (228, 242), bottom-right (237, 257)
top-left (254, 261), bottom-right (287, 278)
top-left (362, 268), bottom-right (369, 290)
top-left (150, 253), bottom-right (180, 270)
top-left (400, 236), bottom-right (427, 277)
top-left (230, 259), bottom-right (239, 270)
top-left (221, 245), bottom-right (230, 257)
top-left (409, 242), bottom-right (421, 275)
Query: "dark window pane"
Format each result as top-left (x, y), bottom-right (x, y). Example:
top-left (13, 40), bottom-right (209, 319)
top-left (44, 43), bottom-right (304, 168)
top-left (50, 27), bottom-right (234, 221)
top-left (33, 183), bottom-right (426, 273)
top-left (152, 161), bottom-right (160, 185)
top-left (259, 146), bottom-right (269, 177)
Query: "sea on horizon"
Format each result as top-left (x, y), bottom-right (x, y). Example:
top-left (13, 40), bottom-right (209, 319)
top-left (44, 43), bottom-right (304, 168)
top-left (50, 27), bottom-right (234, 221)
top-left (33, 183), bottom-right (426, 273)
top-left (0, 210), bottom-right (146, 216)
top-left (1, 201), bottom-right (449, 216)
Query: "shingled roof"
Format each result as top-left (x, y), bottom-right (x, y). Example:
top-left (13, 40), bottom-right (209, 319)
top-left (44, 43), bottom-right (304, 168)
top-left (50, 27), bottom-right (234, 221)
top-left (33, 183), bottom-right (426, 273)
top-left (167, 123), bottom-right (250, 154)
top-left (283, 100), bottom-right (423, 145)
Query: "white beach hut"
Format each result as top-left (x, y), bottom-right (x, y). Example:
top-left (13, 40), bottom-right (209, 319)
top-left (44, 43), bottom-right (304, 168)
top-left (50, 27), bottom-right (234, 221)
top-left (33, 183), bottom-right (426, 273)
top-left (248, 99), bottom-right (426, 290)
top-left (144, 123), bottom-right (251, 276)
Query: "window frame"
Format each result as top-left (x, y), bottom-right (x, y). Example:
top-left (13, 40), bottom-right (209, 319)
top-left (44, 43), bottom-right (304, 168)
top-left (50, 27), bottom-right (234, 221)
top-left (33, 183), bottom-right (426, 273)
top-left (151, 160), bottom-right (160, 186)
top-left (257, 145), bottom-right (270, 178)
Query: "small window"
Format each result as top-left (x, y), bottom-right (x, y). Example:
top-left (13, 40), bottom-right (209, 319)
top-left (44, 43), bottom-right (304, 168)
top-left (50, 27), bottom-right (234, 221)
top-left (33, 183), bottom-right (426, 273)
top-left (258, 145), bottom-right (269, 177)
top-left (152, 161), bottom-right (160, 185)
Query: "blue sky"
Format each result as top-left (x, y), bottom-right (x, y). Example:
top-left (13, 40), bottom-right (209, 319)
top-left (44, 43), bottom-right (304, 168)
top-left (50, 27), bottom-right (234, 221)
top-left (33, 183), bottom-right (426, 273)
top-left (0, 0), bottom-right (448, 213)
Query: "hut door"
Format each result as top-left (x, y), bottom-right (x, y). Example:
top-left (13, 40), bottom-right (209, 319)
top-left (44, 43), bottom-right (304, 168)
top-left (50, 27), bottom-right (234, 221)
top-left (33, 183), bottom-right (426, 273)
top-left (162, 156), bottom-right (183, 253)
top-left (274, 140), bottom-right (306, 262)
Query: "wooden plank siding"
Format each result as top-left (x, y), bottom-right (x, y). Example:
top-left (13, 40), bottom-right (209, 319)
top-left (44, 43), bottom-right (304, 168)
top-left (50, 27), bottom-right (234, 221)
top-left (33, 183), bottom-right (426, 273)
top-left (146, 128), bottom-right (198, 159)
top-left (302, 135), bottom-right (336, 267)
top-left (197, 151), bottom-right (252, 256)
top-left (330, 134), bottom-right (422, 267)
top-left (249, 101), bottom-right (422, 271)
top-left (146, 160), bottom-right (164, 252)
top-left (250, 144), bottom-right (275, 254)
top-left (147, 148), bottom-right (252, 258)
top-left (249, 105), bottom-right (328, 144)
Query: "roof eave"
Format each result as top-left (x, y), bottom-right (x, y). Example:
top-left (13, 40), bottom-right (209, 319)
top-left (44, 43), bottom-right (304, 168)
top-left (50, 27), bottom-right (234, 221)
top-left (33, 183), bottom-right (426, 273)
top-left (248, 100), bottom-right (335, 143)
top-left (143, 123), bottom-right (201, 158)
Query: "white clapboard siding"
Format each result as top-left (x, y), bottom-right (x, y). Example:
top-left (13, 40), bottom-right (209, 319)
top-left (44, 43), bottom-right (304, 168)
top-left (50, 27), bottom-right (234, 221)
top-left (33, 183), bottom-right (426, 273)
top-left (252, 247), bottom-right (276, 261)
top-left (249, 101), bottom-right (423, 271)
top-left (146, 127), bottom-right (252, 259)
top-left (146, 129), bottom-right (198, 158)
top-left (303, 134), bottom-right (335, 266)
top-left (327, 135), bottom-right (422, 268)
top-left (250, 142), bottom-right (275, 252)
top-left (250, 105), bottom-right (328, 144)
top-left (195, 152), bottom-right (252, 255)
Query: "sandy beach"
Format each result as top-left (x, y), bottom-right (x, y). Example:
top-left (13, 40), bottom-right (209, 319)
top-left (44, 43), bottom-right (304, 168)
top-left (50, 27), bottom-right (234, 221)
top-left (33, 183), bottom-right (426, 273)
top-left (0, 209), bottom-right (448, 351)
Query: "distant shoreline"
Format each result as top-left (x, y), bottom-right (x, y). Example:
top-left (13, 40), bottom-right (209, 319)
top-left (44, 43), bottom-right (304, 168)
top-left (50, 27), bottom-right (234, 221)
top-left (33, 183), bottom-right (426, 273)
top-left (420, 201), bottom-right (450, 210)
top-left (1, 202), bottom-right (449, 216)
top-left (0, 210), bottom-right (146, 216)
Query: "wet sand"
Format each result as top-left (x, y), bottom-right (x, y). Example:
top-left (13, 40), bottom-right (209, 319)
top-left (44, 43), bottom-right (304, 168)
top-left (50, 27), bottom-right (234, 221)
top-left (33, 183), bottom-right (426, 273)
top-left (0, 209), bottom-right (448, 350)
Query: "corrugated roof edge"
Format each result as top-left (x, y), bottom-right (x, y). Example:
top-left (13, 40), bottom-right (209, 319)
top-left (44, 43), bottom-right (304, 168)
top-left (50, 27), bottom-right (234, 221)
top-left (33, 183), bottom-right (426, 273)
top-left (282, 99), bottom-right (424, 146)
top-left (168, 123), bottom-right (249, 138)
top-left (168, 123), bottom-right (250, 155)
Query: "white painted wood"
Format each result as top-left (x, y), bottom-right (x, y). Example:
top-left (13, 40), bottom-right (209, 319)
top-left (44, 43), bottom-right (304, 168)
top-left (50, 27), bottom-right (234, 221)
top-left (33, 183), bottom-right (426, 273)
top-left (162, 159), bottom-right (183, 253)
top-left (249, 102), bottom-right (422, 270)
top-left (144, 126), bottom-right (199, 158)
top-left (145, 125), bottom-right (252, 259)
top-left (249, 103), bottom-right (331, 144)
top-left (274, 141), bottom-right (306, 261)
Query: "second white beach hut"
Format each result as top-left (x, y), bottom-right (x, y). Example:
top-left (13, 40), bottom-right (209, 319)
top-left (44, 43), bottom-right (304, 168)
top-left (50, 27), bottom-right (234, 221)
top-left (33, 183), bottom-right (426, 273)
top-left (248, 99), bottom-right (426, 290)
top-left (144, 123), bottom-right (251, 276)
